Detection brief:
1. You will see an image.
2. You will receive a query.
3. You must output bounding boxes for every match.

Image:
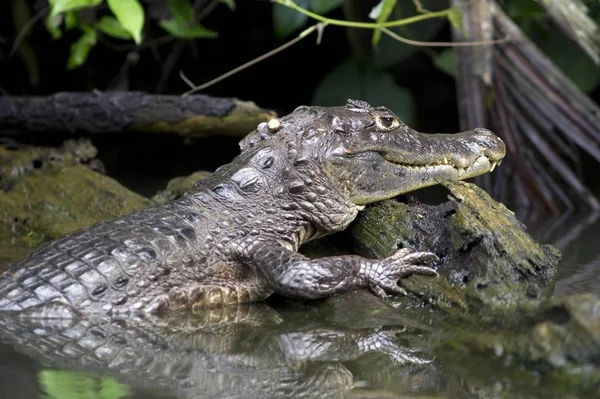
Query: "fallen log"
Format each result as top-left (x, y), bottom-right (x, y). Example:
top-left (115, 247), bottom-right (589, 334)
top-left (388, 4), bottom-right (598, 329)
top-left (0, 91), bottom-right (276, 138)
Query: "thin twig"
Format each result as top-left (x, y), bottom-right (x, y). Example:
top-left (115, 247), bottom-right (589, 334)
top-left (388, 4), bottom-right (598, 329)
top-left (180, 23), bottom-right (326, 96)
top-left (9, 7), bottom-right (47, 58)
top-left (382, 26), bottom-right (511, 47)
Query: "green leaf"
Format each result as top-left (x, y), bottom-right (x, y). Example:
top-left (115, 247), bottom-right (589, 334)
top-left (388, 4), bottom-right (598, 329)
top-left (167, 0), bottom-right (195, 25)
top-left (309, 0), bottom-right (343, 14)
top-left (312, 57), bottom-right (415, 125)
top-left (370, 0), bottom-right (397, 46)
top-left (446, 6), bottom-right (464, 35)
top-left (160, 0), bottom-right (218, 39)
top-left (220, 0), bottom-right (236, 10)
top-left (49, 0), bottom-right (101, 18)
top-left (373, 2), bottom-right (444, 69)
top-left (273, 0), bottom-right (309, 40)
top-left (106, 0), bottom-right (144, 44)
top-left (97, 16), bottom-right (133, 39)
top-left (540, 30), bottom-right (600, 93)
top-left (433, 49), bottom-right (456, 77)
top-left (38, 370), bottom-right (130, 399)
top-left (99, 377), bottom-right (131, 399)
top-left (18, 42), bottom-right (40, 86)
top-left (45, 14), bottom-right (63, 39)
top-left (67, 25), bottom-right (97, 70)
top-left (159, 19), bottom-right (218, 39)
top-left (64, 11), bottom-right (78, 31)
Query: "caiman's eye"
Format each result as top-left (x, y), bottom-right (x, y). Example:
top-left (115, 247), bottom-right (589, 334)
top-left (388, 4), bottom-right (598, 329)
top-left (375, 114), bottom-right (400, 131)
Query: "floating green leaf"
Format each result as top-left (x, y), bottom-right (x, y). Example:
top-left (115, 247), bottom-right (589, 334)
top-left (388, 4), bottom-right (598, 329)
top-left (97, 16), bottom-right (133, 40)
top-left (106, 0), bottom-right (144, 44)
top-left (309, 0), bottom-right (343, 14)
top-left (49, 0), bottom-right (101, 18)
top-left (273, 0), bottom-right (309, 40)
top-left (370, 0), bottom-right (397, 46)
top-left (38, 369), bottom-right (130, 399)
top-left (220, 0), bottom-right (236, 11)
top-left (312, 57), bottom-right (415, 125)
top-left (433, 49), bottom-right (456, 77)
top-left (67, 25), bottom-right (97, 70)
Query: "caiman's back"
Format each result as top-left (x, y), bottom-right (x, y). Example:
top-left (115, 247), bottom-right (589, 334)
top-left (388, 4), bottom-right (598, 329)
top-left (0, 195), bottom-right (220, 316)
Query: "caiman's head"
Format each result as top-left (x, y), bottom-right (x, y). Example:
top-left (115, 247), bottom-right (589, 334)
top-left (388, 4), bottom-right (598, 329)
top-left (240, 99), bottom-right (506, 206)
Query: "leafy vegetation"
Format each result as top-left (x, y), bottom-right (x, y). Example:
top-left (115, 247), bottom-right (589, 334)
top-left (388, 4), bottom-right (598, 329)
top-left (44, 0), bottom-right (223, 69)
top-left (3, 0), bottom-right (600, 212)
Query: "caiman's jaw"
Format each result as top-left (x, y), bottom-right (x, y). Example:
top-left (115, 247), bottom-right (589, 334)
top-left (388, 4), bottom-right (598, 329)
top-left (381, 144), bottom-right (504, 181)
top-left (328, 125), bottom-right (507, 205)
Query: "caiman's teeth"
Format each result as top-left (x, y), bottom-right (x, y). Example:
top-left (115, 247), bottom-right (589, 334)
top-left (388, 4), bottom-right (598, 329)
top-left (457, 167), bottom-right (466, 177)
top-left (490, 161), bottom-right (497, 172)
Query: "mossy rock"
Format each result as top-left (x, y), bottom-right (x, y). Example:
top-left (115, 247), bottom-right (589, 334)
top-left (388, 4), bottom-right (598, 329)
top-left (351, 181), bottom-right (561, 321)
top-left (0, 140), bottom-right (150, 268)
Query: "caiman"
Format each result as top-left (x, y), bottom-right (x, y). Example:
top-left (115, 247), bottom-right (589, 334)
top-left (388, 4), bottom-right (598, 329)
top-left (0, 100), bottom-right (506, 317)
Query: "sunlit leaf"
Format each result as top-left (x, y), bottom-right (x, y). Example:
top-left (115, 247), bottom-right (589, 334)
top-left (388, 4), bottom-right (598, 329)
top-left (220, 0), bottom-right (235, 10)
top-left (106, 0), bottom-right (144, 44)
top-left (45, 14), bottom-right (63, 39)
top-left (159, 19), bottom-right (218, 38)
top-left (64, 11), bottom-right (78, 31)
top-left (309, 0), bottom-right (342, 14)
top-left (67, 25), bottom-right (97, 70)
top-left (97, 16), bottom-right (132, 40)
top-left (371, 0), bottom-right (397, 46)
top-left (433, 49), bottom-right (456, 77)
top-left (38, 370), bottom-right (130, 399)
top-left (273, 0), bottom-right (309, 40)
top-left (312, 57), bottom-right (415, 125)
top-left (99, 376), bottom-right (131, 399)
top-left (49, 0), bottom-right (101, 18)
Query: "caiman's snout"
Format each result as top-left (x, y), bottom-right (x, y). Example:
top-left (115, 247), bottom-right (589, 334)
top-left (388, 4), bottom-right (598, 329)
top-left (469, 128), bottom-right (506, 168)
top-left (374, 125), bottom-right (507, 182)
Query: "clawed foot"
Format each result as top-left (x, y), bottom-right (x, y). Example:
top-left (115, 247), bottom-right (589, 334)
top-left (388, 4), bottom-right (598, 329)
top-left (361, 247), bottom-right (439, 298)
top-left (361, 329), bottom-right (435, 365)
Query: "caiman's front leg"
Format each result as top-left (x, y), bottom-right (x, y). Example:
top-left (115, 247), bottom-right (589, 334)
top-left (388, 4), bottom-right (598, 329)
top-left (241, 242), bottom-right (439, 300)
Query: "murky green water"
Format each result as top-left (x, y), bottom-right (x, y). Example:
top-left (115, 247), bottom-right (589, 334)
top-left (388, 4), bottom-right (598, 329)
top-left (0, 211), bottom-right (599, 399)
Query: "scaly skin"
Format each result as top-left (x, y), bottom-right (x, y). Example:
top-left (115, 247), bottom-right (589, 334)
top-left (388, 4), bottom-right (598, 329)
top-left (0, 100), bottom-right (506, 316)
top-left (0, 306), bottom-right (431, 399)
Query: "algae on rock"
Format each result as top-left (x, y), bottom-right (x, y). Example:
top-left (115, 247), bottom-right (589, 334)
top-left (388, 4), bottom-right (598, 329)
top-left (0, 139), bottom-right (151, 269)
top-left (351, 181), bottom-right (561, 320)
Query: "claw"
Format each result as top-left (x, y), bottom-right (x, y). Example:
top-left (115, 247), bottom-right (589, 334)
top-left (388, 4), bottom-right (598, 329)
top-left (401, 252), bottom-right (439, 265)
top-left (390, 247), bottom-right (417, 259)
top-left (371, 285), bottom-right (389, 298)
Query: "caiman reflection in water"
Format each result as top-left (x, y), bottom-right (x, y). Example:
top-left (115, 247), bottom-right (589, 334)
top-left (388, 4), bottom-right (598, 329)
top-left (0, 295), bottom-right (436, 399)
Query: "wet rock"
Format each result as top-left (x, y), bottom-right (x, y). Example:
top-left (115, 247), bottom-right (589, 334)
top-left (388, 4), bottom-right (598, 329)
top-left (152, 170), bottom-right (212, 204)
top-left (351, 181), bottom-right (562, 320)
top-left (0, 139), bottom-right (150, 267)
